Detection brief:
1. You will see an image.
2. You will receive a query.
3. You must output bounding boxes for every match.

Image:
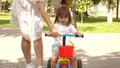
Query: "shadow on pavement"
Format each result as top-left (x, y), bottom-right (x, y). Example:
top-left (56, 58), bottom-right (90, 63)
top-left (0, 54), bottom-right (48, 68)
top-left (0, 26), bottom-right (20, 37)
top-left (0, 49), bottom-right (120, 68)
top-left (76, 49), bottom-right (120, 68)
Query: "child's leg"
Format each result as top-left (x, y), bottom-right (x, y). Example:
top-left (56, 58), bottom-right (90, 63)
top-left (72, 51), bottom-right (77, 68)
top-left (51, 51), bottom-right (58, 68)
top-left (34, 38), bottom-right (43, 66)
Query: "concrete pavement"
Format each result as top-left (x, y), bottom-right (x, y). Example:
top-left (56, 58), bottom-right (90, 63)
top-left (0, 26), bottom-right (120, 68)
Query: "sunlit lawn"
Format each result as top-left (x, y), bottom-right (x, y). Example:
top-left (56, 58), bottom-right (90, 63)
top-left (0, 13), bottom-right (120, 33)
top-left (0, 13), bottom-right (10, 18)
top-left (76, 16), bottom-right (120, 33)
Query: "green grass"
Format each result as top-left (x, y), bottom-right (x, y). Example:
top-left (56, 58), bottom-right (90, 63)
top-left (76, 16), bottom-right (120, 33)
top-left (0, 13), bottom-right (120, 33)
top-left (0, 13), bottom-right (10, 18)
top-left (0, 19), bottom-right (11, 26)
top-left (77, 22), bottom-right (120, 33)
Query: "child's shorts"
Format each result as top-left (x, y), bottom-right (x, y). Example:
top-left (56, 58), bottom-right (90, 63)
top-left (52, 44), bottom-right (59, 52)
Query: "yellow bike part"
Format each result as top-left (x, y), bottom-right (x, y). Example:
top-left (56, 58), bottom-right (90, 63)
top-left (58, 57), bottom-right (70, 64)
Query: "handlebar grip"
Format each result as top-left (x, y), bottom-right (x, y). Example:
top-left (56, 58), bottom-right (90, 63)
top-left (45, 33), bottom-right (53, 36)
top-left (76, 34), bottom-right (84, 38)
top-left (81, 34), bottom-right (84, 38)
top-left (45, 33), bottom-right (48, 36)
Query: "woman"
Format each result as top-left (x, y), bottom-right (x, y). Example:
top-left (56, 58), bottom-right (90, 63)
top-left (11, 0), bottom-right (58, 68)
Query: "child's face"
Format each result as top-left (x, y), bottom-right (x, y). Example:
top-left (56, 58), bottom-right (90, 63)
top-left (58, 17), bottom-right (68, 25)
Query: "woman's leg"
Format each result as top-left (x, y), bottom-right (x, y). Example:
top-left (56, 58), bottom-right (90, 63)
top-left (21, 37), bottom-right (31, 64)
top-left (34, 38), bottom-right (43, 66)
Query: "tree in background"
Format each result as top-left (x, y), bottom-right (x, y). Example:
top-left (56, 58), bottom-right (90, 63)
top-left (76, 0), bottom-right (93, 28)
top-left (102, 0), bottom-right (118, 23)
top-left (0, 0), bottom-right (2, 12)
top-left (76, 0), bottom-right (94, 17)
top-left (116, 0), bottom-right (119, 19)
top-left (1, 0), bottom-right (12, 13)
top-left (91, 0), bottom-right (101, 15)
top-left (107, 0), bottom-right (113, 23)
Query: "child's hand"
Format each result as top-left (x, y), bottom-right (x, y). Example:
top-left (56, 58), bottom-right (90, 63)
top-left (75, 32), bottom-right (84, 37)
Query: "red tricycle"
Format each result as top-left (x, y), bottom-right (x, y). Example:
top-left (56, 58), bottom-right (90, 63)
top-left (46, 33), bottom-right (84, 68)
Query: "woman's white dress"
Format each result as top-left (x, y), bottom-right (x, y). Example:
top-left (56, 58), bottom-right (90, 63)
top-left (11, 0), bottom-right (47, 40)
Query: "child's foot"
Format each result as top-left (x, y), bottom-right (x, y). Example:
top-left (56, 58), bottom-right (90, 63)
top-left (25, 63), bottom-right (34, 68)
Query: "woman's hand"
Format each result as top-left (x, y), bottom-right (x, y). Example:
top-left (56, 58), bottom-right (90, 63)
top-left (45, 31), bottom-right (52, 36)
top-left (50, 28), bottom-right (59, 37)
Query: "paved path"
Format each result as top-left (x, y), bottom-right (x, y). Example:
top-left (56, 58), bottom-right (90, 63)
top-left (0, 26), bottom-right (120, 68)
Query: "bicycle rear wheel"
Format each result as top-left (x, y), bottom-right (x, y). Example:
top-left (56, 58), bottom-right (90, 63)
top-left (47, 59), bottom-right (51, 68)
top-left (77, 59), bottom-right (82, 68)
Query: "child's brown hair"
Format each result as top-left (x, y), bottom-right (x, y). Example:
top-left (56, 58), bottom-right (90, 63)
top-left (54, 6), bottom-right (72, 26)
top-left (61, 0), bottom-right (71, 9)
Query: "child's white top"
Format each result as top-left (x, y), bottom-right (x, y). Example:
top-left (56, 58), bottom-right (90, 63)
top-left (11, 0), bottom-right (47, 40)
top-left (54, 23), bottom-right (77, 45)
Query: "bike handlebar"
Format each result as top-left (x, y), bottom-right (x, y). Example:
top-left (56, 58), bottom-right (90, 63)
top-left (45, 33), bottom-right (84, 38)
top-left (45, 33), bottom-right (84, 45)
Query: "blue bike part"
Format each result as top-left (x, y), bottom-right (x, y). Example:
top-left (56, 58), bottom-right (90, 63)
top-left (68, 62), bottom-right (71, 68)
top-left (57, 62), bottom-right (71, 68)
top-left (60, 34), bottom-right (76, 37)
top-left (56, 62), bottom-right (60, 68)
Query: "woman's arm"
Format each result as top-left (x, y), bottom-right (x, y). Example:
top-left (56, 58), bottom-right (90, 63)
top-left (36, 1), bottom-right (58, 37)
top-left (36, 1), bottom-right (53, 29)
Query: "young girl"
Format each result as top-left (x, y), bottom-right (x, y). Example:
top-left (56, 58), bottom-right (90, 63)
top-left (47, 6), bottom-right (83, 68)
